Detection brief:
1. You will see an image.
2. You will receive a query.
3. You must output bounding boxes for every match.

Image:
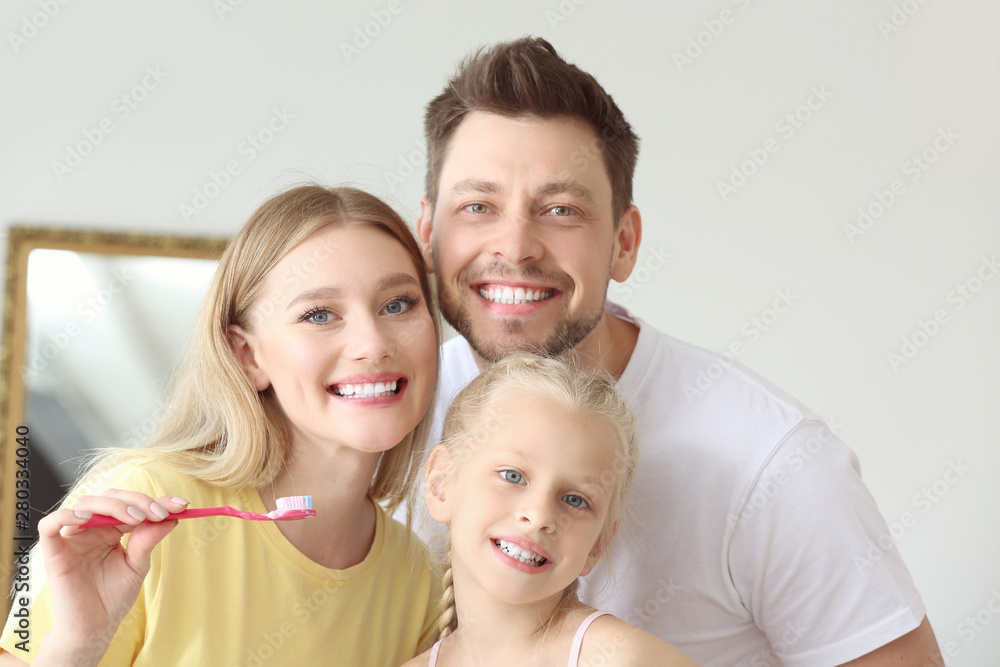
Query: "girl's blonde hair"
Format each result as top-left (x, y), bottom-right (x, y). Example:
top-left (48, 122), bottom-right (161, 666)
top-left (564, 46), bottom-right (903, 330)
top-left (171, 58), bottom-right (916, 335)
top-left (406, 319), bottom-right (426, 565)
top-left (433, 353), bottom-right (638, 638)
top-left (79, 185), bottom-right (439, 515)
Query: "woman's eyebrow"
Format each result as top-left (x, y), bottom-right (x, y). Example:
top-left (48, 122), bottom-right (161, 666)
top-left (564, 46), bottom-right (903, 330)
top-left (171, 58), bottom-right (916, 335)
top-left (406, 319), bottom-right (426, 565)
top-left (285, 273), bottom-right (419, 311)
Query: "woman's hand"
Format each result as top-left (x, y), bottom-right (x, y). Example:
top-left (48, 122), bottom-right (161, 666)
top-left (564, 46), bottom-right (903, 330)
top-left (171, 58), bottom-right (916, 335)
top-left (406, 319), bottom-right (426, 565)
top-left (31, 490), bottom-right (189, 666)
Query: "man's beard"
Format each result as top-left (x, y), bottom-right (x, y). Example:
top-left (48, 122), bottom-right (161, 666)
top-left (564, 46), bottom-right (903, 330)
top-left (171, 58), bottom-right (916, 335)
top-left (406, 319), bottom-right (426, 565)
top-left (436, 261), bottom-right (604, 363)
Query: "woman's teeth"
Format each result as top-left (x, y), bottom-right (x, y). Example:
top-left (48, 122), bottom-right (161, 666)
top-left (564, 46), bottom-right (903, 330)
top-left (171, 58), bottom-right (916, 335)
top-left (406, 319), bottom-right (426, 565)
top-left (495, 539), bottom-right (547, 566)
top-left (333, 380), bottom-right (398, 398)
top-left (479, 286), bottom-right (552, 305)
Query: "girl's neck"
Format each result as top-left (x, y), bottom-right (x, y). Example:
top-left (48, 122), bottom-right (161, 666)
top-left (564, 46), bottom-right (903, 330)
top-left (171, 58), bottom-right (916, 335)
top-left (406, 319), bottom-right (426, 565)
top-left (258, 435), bottom-right (382, 570)
top-left (445, 564), bottom-right (584, 665)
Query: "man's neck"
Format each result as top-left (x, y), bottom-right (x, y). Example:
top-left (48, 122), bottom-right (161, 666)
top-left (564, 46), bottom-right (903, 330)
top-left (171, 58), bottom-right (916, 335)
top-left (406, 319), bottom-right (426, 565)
top-left (470, 308), bottom-right (639, 380)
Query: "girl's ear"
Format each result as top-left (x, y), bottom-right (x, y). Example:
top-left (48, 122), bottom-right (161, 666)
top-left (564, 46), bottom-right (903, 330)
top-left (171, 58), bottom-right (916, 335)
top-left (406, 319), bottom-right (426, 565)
top-left (227, 324), bottom-right (270, 391)
top-left (580, 517), bottom-right (619, 576)
top-left (424, 445), bottom-right (452, 523)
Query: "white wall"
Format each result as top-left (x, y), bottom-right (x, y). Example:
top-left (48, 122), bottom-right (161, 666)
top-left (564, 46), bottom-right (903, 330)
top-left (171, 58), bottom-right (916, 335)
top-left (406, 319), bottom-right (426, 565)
top-left (3, 1), bottom-right (998, 663)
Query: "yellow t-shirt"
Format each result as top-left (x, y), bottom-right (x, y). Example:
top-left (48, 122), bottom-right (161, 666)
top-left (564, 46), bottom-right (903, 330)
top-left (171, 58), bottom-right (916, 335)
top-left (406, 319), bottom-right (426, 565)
top-left (1, 461), bottom-right (441, 666)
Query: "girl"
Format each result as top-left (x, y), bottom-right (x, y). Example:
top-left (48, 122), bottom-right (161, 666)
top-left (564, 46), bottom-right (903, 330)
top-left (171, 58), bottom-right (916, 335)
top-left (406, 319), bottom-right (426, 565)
top-left (0, 185), bottom-right (441, 666)
top-left (405, 353), bottom-right (698, 666)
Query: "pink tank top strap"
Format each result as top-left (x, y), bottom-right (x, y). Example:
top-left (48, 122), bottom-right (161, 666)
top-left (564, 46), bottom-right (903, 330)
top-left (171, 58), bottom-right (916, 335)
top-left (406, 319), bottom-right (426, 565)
top-left (427, 638), bottom-right (442, 667)
top-left (568, 610), bottom-right (613, 667)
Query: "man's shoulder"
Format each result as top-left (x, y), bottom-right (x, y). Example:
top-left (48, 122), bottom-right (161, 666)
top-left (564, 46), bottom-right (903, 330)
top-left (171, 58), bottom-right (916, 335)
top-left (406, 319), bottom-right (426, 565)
top-left (623, 313), bottom-right (814, 422)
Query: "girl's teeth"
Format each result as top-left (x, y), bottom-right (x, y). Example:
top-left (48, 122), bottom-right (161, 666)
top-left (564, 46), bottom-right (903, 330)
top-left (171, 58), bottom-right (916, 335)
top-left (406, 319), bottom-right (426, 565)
top-left (495, 539), bottom-right (546, 566)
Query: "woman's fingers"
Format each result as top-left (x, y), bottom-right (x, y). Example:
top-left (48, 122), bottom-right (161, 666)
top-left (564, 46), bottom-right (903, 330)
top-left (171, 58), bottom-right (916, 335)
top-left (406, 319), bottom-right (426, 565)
top-left (38, 507), bottom-right (95, 538)
top-left (71, 489), bottom-right (190, 526)
top-left (123, 520), bottom-right (178, 576)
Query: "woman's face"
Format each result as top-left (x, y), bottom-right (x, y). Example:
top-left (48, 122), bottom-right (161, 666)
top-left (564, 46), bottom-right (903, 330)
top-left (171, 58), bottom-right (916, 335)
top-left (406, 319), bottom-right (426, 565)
top-left (234, 223), bottom-right (437, 455)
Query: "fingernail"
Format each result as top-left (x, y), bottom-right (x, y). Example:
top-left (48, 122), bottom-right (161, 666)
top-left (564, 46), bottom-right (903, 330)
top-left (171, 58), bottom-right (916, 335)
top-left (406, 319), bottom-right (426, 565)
top-left (127, 506), bottom-right (147, 521)
top-left (171, 497), bottom-right (189, 505)
top-left (74, 510), bottom-right (93, 520)
top-left (150, 502), bottom-right (170, 519)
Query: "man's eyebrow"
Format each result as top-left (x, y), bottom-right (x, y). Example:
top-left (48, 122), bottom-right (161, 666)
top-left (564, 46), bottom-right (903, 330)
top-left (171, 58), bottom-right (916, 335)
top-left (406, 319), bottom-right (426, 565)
top-left (535, 181), bottom-right (597, 208)
top-left (285, 273), bottom-right (419, 311)
top-left (448, 179), bottom-right (502, 196)
top-left (448, 179), bottom-right (598, 209)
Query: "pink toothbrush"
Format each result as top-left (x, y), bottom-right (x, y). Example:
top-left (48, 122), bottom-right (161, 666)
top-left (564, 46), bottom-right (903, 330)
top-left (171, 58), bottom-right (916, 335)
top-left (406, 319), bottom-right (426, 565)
top-left (80, 495), bottom-right (315, 528)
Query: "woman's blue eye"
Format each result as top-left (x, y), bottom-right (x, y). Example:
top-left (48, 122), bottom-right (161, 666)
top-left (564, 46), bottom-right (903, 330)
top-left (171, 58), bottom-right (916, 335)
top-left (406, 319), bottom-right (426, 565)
top-left (383, 298), bottom-right (413, 315)
top-left (563, 494), bottom-right (587, 509)
top-left (501, 470), bottom-right (524, 484)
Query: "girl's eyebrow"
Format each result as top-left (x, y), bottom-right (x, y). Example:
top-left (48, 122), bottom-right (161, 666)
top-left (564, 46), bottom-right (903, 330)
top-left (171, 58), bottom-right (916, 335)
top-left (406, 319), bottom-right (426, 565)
top-left (285, 273), bottom-right (420, 311)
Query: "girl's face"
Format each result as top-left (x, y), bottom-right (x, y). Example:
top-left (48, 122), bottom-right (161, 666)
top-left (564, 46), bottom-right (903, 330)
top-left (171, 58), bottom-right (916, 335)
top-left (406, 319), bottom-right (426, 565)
top-left (233, 223), bottom-right (437, 455)
top-left (430, 394), bottom-right (621, 607)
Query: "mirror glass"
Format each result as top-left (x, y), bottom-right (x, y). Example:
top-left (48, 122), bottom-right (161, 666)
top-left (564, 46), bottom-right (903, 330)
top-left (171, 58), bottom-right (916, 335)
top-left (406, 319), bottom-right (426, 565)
top-left (0, 229), bottom-right (226, 615)
top-left (24, 250), bottom-right (218, 488)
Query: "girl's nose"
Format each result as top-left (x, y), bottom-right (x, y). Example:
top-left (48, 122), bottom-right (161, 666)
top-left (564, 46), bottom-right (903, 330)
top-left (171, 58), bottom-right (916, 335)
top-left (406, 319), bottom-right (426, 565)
top-left (515, 493), bottom-right (557, 533)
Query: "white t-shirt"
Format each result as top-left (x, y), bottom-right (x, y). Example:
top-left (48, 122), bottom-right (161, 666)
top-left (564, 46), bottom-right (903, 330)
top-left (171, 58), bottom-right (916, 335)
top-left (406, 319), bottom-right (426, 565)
top-left (422, 304), bottom-right (926, 667)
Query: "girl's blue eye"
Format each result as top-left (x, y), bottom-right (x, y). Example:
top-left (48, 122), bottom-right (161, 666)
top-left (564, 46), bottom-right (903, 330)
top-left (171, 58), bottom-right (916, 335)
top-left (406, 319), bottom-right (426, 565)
top-left (563, 494), bottom-right (588, 509)
top-left (300, 308), bottom-right (331, 324)
top-left (501, 470), bottom-right (524, 484)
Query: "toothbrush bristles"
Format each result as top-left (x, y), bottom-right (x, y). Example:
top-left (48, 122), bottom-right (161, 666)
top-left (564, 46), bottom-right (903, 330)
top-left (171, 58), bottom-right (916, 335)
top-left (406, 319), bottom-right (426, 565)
top-left (276, 495), bottom-right (313, 511)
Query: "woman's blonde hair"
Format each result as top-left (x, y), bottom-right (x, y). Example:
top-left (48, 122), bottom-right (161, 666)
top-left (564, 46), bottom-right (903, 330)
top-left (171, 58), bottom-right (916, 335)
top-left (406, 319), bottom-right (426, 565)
top-left (80, 185), bottom-right (439, 514)
top-left (432, 353), bottom-right (638, 639)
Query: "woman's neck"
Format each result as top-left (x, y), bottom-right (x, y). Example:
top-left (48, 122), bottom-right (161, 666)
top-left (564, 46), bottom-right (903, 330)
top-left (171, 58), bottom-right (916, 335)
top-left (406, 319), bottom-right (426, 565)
top-left (258, 436), bottom-right (382, 570)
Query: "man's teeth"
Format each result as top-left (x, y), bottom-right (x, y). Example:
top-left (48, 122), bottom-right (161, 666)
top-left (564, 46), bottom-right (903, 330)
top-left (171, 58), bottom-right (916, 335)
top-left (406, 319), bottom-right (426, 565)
top-left (495, 539), bottom-right (547, 566)
top-left (479, 286), bottom-right (552, 305)
top-left (333, 380), bottom-right (398, 398)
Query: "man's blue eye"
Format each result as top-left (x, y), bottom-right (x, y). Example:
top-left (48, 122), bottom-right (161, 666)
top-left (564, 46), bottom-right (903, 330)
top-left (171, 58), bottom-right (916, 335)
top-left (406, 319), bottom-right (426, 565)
top-left (563, 494), bottom-right (587, 509)
top-left (501, 470), bottom-right (524, 484)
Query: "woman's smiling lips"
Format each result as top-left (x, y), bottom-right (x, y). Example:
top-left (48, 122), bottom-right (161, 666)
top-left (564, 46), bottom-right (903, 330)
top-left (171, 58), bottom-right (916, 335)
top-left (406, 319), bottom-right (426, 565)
top-left (490, 534), bottom-right (554, 573)
top-left (327, 373), bottom-right (408, 404)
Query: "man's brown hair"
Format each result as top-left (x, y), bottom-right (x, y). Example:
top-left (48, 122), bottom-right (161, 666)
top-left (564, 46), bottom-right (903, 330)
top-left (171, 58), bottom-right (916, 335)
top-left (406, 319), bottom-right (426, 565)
top-left (424, 37), bottom-right (640, 222)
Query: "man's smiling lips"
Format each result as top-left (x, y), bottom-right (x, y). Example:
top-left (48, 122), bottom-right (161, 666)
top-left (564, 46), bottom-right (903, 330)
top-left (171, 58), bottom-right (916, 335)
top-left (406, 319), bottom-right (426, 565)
top-left (475, 282), bottom-right (557, 312)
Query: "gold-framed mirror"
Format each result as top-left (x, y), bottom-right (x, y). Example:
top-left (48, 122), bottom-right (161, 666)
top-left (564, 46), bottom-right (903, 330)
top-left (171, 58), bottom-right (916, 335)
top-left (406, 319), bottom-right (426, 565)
top-left (0, 227), bottom-right (228, 615)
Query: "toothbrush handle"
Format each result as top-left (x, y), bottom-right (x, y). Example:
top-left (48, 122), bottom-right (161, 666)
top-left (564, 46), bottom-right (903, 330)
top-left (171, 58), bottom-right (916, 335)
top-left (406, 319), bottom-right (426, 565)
top-left (80, 507), bottom-right (236, 528)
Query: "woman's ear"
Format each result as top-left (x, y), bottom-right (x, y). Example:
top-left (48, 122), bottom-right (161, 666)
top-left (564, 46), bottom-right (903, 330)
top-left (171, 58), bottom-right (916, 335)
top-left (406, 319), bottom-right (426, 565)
top-left (227, 324), bottom-right (270, 391)
top-left (580, 517), bottom-right (619, 576)
top-left (424, 445), bottom-right (452, 523)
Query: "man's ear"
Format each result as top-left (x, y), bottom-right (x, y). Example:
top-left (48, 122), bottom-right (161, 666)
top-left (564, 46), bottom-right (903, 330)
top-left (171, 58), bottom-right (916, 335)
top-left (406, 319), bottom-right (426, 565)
top-left (227, 324), bottom-right (270, 391)
top-left (416, 196), bottom-right (435, 273)
top-left (610, 205), bottom-right (642, 283)
top-left (424, 445), bottom-right (452, 523)
top-left (580, 518), bottom-right (619, 576)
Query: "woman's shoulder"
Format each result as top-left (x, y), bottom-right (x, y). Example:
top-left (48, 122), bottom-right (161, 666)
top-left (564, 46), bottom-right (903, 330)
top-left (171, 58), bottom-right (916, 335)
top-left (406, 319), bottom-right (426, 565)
top-left (72, 453), bottom-right (234, 506)
top-left (582, 614), bottom-right (700, 666)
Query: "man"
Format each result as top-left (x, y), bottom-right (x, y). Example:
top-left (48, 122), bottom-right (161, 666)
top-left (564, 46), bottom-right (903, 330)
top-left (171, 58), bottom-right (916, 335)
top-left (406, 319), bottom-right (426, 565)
top-left (415, 37), bottom-right (941, 666)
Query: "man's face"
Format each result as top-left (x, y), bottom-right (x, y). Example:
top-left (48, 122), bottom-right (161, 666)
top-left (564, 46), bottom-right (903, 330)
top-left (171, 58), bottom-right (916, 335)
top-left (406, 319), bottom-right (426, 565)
top-left (418, 112), bottom-right (639, 362)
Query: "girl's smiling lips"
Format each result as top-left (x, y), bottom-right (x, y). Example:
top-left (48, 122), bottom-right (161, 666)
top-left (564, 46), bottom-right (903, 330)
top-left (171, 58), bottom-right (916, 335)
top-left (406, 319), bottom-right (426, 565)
top-left (490, 533), bottom-right (554, 573)
top-left (328, 373), bottom-right (408, 402)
